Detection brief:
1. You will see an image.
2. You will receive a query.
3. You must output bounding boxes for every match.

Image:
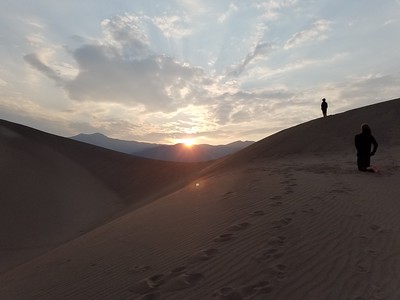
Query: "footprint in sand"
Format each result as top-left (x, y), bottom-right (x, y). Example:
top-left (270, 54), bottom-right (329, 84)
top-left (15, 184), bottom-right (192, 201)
top-left (214, 233), bottom-right (236, 243)
top-left (228, 222), bottom-right (251, 231)
top-left (253, 236), bottom-right (287, 263)
top-left (240, 280), bottom-right (273, 297)
top-left (129, 265), bottom-right (152, 274)
top-left (302, 204), bottom-right (320, 215)
top-left (162, 272), bottom-right (204, 292)
top-left (212, 281), bottom-right (273, 300)
top-left (280, 180), bottom-right (292, 185)
top-left (370, 224), bottom-right (381, 231)
top-left (188, 248), bottom-right (219, 264)
top-left (270, 201), bottom-right (283, 207)
top-left (131, 268), bottom-right (204, 296)
top-left (223, 191), bottom-right (235, 199)
top-left (271, 217), bottom-right (293, 229)
top-left (355, 258), bottom-right (371, 273)
top-left (267, 235), bottom-right (287, 246)
top-left (284, 187), bottom-right (294, 194)
top-left (251, 210), bottom-right (266, 216)
top-left (212, 287), bottom-right (243, 299)
top-left (366, 248), bottom-right (378, 256)
top-left (270, 263), bottom-right (288, 280)
top-left (255, 248), bottom-right (284, 262)
top-left (136, 292), bottom-right (161, 300)
top-left (269, 195), bottom-right (284, 207)
top-left (130, 274), bottom-right (166, 295)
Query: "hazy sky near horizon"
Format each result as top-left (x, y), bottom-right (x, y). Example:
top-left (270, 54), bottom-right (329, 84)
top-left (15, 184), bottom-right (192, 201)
top-left (1, 0), bottom-right (400, 144)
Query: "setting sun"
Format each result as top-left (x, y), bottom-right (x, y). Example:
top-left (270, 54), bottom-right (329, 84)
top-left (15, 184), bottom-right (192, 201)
top-left (176, 138), bottom-right (196, 147)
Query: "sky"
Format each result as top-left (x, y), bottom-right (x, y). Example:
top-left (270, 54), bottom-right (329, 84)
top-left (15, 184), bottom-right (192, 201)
top-left (1, 0), bottom-right (400, 145)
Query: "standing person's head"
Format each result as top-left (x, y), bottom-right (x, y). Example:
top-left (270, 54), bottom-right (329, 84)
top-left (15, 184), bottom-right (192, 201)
top-left (361, 123), bottom-right (371, 135)
top-left (322, 98), bottom-right (326, 102)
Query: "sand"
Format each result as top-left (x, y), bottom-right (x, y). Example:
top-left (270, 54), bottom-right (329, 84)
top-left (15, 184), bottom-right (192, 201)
top-left (1, 98), bottom-right (400, 299)
top-left (0, 120), bottom-right (207, 274)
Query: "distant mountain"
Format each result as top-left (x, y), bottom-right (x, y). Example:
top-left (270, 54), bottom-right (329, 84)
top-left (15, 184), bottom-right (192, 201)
top-left (70, 133), bottom-right (254, 162)
top-left (132, 141), bottom-right (254, 162)
top-left (71, 133), bottom-right (158, 154)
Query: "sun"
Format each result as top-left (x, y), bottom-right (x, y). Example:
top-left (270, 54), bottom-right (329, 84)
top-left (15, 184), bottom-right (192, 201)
top-left (176, 138), bottom-right (196, 147)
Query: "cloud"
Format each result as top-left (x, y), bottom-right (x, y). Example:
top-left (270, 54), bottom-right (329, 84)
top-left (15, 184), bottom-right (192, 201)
top-left (337, 73), bottom-right (400, 108)
top-left (23, 13), bottom-right (216, 113)
top-left (218, 3), bottom-right (238, 23)
top-left (231, 109), bottom-right (251, 123)
top-left (153, 14), bottom-right (192, 38)
top-left (0, 78), bottom-right (7, 87)
top-left (284, 19), bottom-right (332, 49)
top-left (24, 44), bottom-right (205, 112)
top-left (101, 14), bottom-right (151, 60)
top-left (253, 53), bottom-right (347, 81)
top-left (177, 0), bottom-right (208, 15)
top-left (23, 53), bottom-right (63, 85)
top-left (213, 101), bottom-right (233, 125)
top-left (383, 19), bottom-right (395, 26)
top-left (228, 42), bottom-right (275, 76)
top-left (209, 88), bottom-right (297, 126)
top-left (64, 44), bottom-right (208, 112)
top-left (254, 0), bottom-right (298, 21)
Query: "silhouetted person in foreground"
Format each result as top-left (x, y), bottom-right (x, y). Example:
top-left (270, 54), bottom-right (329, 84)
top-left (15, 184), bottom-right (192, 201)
top-left (321, 98), bottom-right (328, 117)
top-left (355, 123), bottom-right (378, 172)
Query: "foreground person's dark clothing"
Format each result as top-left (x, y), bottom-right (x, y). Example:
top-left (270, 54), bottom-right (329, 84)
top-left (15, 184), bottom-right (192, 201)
top-left (355, 124), bottom-right (378, 172)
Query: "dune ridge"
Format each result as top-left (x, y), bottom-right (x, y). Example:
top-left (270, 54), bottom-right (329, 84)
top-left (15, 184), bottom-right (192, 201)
top-left (1, 98), bottom-right (400, 299)
top-left (204, 98), bottom-right (400, 174)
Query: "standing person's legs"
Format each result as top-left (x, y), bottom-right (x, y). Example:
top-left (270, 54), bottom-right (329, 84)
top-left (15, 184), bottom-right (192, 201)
top-left (357, 155), bottom-right (370, 171)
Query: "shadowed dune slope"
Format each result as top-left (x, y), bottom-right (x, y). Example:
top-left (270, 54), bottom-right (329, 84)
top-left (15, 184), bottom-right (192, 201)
top-left (206, 98), bottom-right (400, 173)
top-left (0, 120), bottom-right (209, 273)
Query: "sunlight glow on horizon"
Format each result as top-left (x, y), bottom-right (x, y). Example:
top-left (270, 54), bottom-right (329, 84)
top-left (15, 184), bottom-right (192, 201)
top-left (176, 138), bottom-right (196, 147)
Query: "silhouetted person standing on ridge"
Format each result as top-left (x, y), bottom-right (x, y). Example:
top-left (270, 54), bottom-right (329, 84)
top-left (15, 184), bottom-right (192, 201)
top-left (321, 98), bottom-right (328, 117)
top-left (355, 123), bottom-right (378, 172)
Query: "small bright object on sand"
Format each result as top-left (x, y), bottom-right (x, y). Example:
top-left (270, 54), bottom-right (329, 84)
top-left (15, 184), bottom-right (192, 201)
top-left (195, 183), bottom-right (200, 187)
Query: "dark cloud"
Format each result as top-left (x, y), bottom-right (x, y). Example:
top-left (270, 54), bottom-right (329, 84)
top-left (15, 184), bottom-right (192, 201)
top-left (24, 43), bottom-right (209, 113)
top-left (64, 44), bottom-right (207, 112)
top-left (24, 53), bottom-right (63, 85)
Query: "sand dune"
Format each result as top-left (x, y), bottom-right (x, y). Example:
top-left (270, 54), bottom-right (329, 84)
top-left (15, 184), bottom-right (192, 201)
top-left (1, 98), bottom-right (400, 299)
top-left (205, 98), bottom-right (400, 174)
top-left (0, 120), bottom-right (207, 273)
